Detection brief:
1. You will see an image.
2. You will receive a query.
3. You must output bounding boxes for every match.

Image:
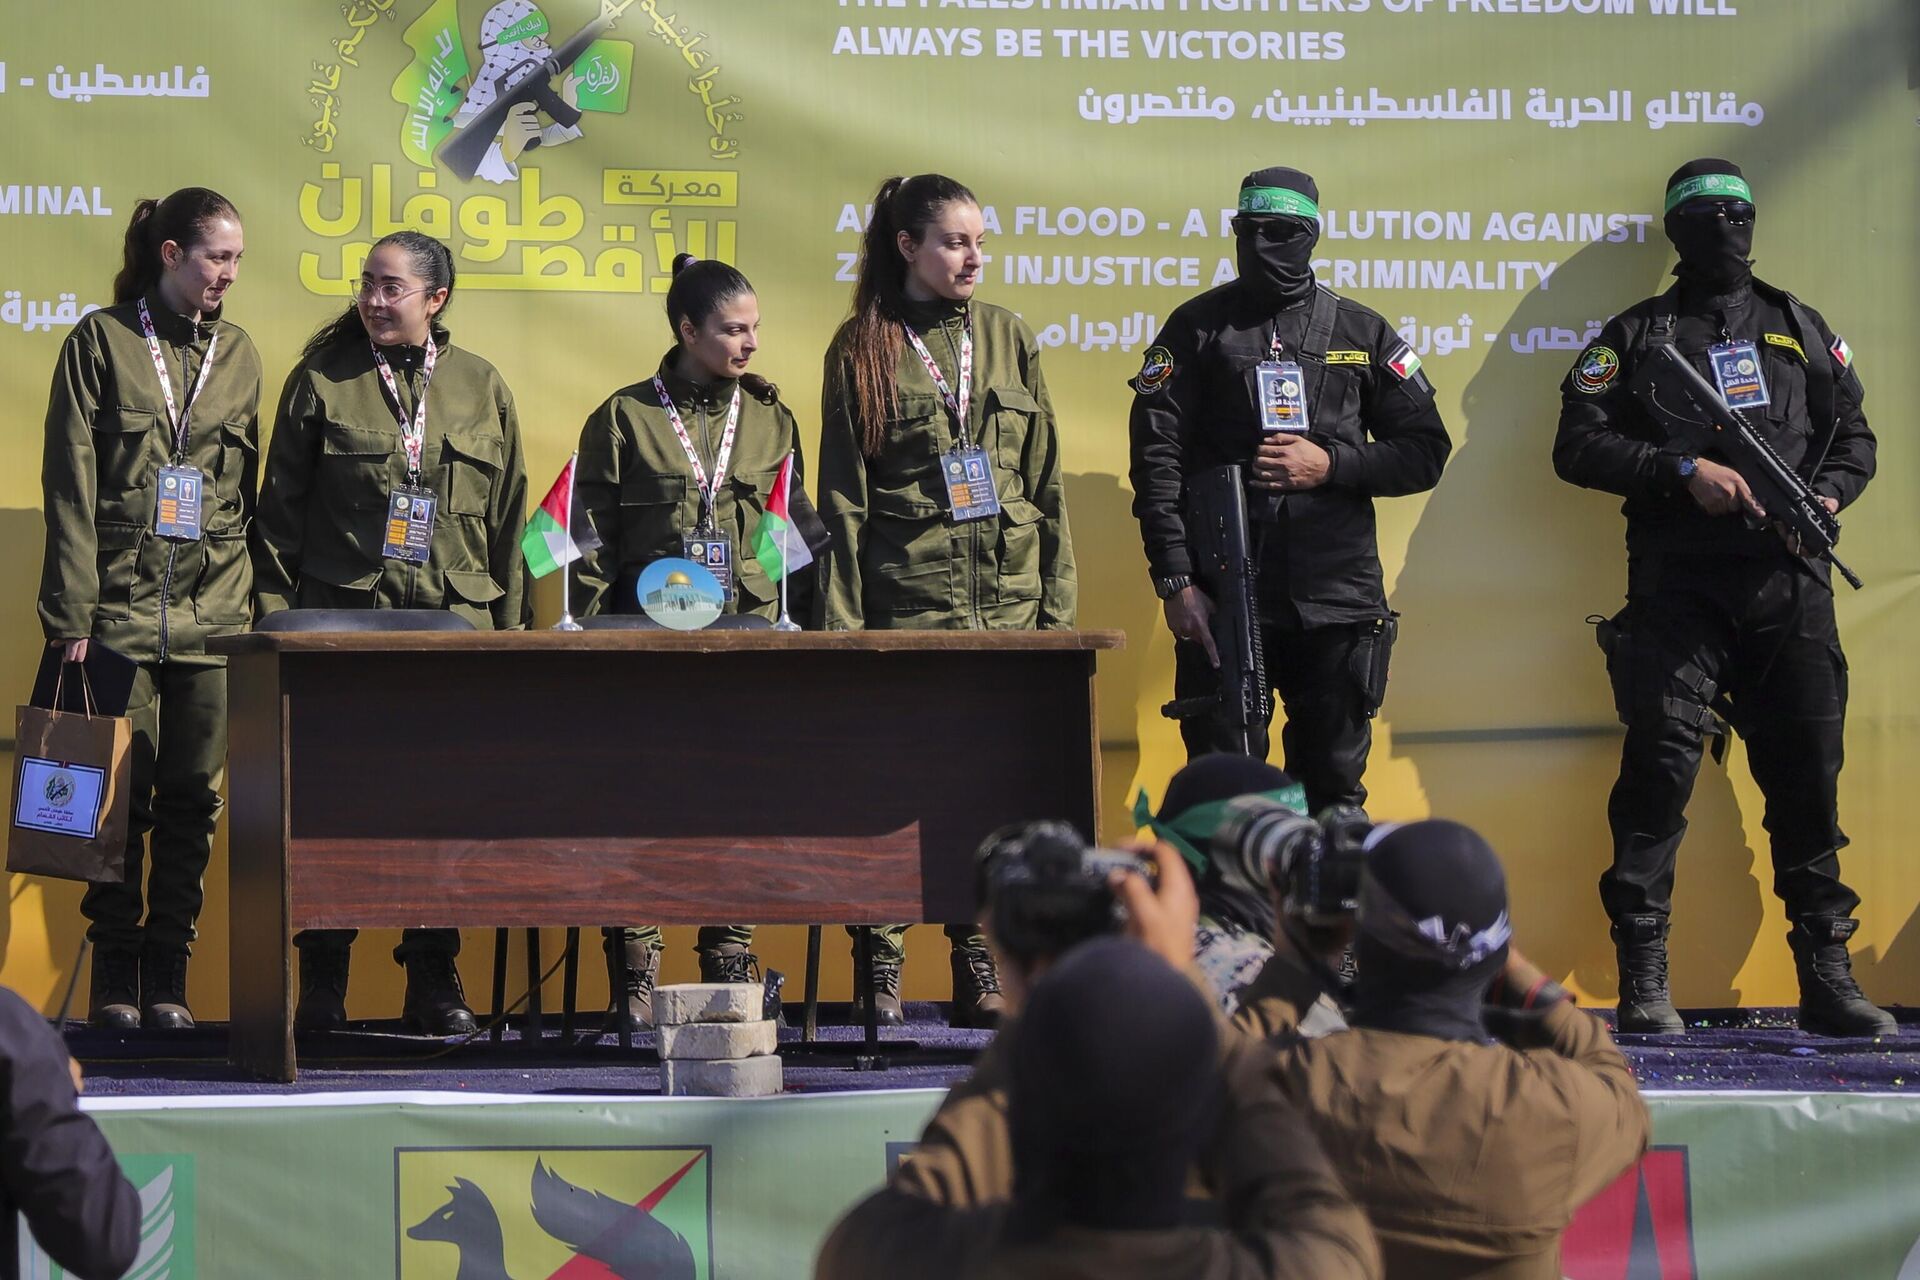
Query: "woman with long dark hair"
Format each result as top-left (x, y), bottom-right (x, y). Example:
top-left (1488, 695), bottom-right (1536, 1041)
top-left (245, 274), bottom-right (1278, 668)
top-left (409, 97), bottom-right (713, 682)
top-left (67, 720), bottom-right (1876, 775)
top-left (38, 187), bottom-right (260, 1031)
top-left (819, 174), bottom-right (1078, 1028)
top-left (573, 252), bottom-right (806, 1029)
top-left (253, 229), bottom-right (530, 1036)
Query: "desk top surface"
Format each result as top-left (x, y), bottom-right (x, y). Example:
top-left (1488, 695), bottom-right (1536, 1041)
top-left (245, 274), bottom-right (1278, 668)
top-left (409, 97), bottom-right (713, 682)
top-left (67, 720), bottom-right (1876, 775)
top-left (210, 628), bottom-right (1126, 655)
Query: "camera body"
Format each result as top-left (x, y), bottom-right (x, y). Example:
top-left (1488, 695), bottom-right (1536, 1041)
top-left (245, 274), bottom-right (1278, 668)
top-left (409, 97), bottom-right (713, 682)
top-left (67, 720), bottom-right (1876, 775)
top-left (976, 820), bottom-right (1156, 962)
top-left (1210, 797), bottom-right (1372, 926)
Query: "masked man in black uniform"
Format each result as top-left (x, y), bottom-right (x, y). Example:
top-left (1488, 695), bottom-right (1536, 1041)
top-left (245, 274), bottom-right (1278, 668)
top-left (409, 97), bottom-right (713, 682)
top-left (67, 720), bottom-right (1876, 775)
top-left (1554, 158), bottom-right (1892, 1038)
top-left (1130, 166), bottom-right (1451, 811)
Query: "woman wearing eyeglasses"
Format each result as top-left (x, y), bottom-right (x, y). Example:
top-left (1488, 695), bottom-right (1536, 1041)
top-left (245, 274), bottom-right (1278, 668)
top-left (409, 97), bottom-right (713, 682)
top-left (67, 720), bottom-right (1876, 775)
top-left (253, 229), bottom-right (530, 1037)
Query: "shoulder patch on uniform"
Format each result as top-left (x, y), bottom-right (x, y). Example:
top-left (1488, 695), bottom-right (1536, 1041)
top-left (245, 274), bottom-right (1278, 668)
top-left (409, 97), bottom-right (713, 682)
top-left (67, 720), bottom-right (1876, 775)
top-left (1133, 344), bottom-right (1175, 393)
top-left (1572, 345), bottom-right (1620, 394)
top-left (1325, 350), bottom-right (1369, 366)
top-left (1830, 334), bottom-right (1853, 370)
top-left (1384, 345), bottom-right (1422, 381)
top-left (1763, 333), bottom-right (1805, 361)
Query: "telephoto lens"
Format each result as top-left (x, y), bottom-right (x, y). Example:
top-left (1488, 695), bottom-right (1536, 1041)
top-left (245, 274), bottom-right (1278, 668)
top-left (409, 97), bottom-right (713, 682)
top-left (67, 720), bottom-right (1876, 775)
top-left (1209, 795), bottom-right (1325, 902)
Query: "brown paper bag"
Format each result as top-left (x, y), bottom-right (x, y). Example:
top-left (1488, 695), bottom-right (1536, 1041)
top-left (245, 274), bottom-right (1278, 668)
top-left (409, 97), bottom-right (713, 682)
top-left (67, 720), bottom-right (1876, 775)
top-left (8, 669), bottom-right (132, 883)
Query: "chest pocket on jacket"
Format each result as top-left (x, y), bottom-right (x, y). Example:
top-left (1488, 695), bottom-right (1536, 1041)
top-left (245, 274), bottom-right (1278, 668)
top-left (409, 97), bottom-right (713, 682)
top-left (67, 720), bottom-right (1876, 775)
top-left (983, 385), bottom-right (1039, 498)
top-left (208, 420), bottom-right (255, 532)
top-left (1759, 347), bottom-right (1810, 434)
top-left (619, 473), bottom-right (689, 561)
top-left (875, 392), bottom-right (947, 502)
top-left (92, 406), bottom-right (162, 522)
top-left (437, 431), bottom-right (502, 516)
top-left (320, 424), bottom-right (396, 508)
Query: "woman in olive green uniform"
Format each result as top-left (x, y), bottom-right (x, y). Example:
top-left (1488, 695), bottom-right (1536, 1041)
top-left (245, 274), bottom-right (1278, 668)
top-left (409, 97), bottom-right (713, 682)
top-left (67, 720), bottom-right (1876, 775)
top-left (574, 253), bottom-right (802, 1030)
top-left (38, 188), bottom-right (260, 1031)
top-left (819, 173), bottom-right (1078, 1028)
top-left (253, 230), bottom-right (530, 1036)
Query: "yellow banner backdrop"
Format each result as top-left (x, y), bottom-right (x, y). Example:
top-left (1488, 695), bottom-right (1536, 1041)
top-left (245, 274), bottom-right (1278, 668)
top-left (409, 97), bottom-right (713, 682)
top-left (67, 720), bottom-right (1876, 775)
top-left (3, 0), bottom-right (1916, 1012)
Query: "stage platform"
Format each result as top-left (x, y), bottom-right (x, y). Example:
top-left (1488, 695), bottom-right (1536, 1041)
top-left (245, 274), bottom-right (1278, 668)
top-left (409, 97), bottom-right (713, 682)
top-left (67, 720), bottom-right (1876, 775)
top-left (37, 1007), bottom-right (1920, 1279)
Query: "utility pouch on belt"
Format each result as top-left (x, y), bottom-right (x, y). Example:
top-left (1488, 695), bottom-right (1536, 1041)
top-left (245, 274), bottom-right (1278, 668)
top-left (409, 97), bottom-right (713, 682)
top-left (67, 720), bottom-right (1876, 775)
top-left (1349, 613), bottom-right (1398, 717)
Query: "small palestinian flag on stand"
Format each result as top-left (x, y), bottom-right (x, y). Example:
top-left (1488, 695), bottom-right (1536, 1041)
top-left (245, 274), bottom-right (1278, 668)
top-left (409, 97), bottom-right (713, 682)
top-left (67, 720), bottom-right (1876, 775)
top-left (751, 453), bottom-right (814, 582)
top-left (520, 453), bottom-right (601, 579)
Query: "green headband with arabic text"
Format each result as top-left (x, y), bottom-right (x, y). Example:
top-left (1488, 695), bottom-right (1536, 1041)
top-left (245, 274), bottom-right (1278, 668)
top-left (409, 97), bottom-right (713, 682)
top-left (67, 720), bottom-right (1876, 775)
top-left (1132, 783), bottom-right (1309, 874)
top-left (1664, 172), bottom-right (1753, 214)
top-left (1238, 186), bottom-right (1320, 221)
top-left (488, 12), bottom-right (550, 47)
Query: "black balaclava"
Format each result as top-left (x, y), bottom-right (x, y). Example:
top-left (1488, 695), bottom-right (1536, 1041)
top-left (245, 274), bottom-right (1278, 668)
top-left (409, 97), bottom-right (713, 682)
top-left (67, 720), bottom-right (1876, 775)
top-left (1235, 167), bottom-right (1321, 308)
top-left (1348, 820), bottom-right (1512, 1043)
top-left (1143, 754), bottom-right (1301, 938)
top-left (1663, 158), bottom-right (1755, 295)
top-left (1007, 937), bottom-right (1222, 1235)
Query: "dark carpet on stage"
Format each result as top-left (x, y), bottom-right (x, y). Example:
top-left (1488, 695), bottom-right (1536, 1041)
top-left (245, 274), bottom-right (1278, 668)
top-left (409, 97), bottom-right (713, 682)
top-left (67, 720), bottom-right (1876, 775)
top-left (58, 1005), bottom-right (1919, 1100)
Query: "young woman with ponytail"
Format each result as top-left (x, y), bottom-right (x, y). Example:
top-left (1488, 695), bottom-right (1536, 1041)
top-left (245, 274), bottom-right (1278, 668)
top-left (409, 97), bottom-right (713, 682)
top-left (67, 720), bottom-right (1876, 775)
top-left (572, 252), bottom-right (805, 1028)
top-left (252, 229), bottom-right (531, 1037)
top-left (37, 187), bottom-right (260, 1032)
top-left (818, 174), bottom-right (1079, 1029)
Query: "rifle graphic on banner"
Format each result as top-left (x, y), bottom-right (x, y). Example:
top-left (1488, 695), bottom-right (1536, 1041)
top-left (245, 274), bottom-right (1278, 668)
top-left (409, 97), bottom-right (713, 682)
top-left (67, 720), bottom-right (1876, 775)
top-left (438, 0), bottom-right (640, 180)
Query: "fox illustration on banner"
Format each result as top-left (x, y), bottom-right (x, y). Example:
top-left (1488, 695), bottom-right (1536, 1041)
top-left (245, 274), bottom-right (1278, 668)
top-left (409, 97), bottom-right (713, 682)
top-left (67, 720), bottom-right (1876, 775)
top-left (396, 1147), bottom-right (710, 1279)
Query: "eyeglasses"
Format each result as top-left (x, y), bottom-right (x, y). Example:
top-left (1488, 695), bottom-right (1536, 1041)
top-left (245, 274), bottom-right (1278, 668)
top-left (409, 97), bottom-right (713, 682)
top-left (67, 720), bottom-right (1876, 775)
top-left (353, 281), bottom-right (433, 305)
top-left (1231, 216), bottom-right (1315, 242)
top-left (1674, 200), bottom-right (1755, 227)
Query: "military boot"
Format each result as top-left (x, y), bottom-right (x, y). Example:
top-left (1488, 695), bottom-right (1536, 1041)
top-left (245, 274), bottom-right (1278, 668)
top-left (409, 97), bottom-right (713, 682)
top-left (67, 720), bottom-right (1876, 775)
top-left (950, 941), bottom-right (1005, 1030)
top-left (295, 939), bottom-right (352, 1033)
top-left (604, 936), bottom-right (660, 1034)
top-left (699, 943), bottom-right (761, 986)
top-left (139, 943), bottom-right (195, 1030)
top-left (88, 945), bottom-right (141, 1031)
top-left (1790, 917), bottom-right (1898, 1038)
top-left (850, 956), bottom-right (904, 1027)
top-left (1611, 914), bottom-right (1684, 1035)
top-left (401, 952), bottom-right (477, 1036)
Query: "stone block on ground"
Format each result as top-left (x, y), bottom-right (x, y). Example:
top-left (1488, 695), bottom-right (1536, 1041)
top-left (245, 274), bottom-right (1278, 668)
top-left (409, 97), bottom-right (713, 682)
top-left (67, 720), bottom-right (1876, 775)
top-left (662, 1054), bottom-right (784, 1097)
top-left (658, 1018), bottom-right (778, 1061)
top-left (653, 983), bottom-right (761, 1025)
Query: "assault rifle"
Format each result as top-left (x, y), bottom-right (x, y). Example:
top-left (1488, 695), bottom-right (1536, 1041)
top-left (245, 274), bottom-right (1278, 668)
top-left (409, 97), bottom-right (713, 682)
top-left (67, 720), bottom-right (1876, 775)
top-left (1631, 344), bottom-right (1863, 590)
top-left (438, 0), bottom-right (639, 181)
top-left (1161, 466), bottom-right (1271, 754)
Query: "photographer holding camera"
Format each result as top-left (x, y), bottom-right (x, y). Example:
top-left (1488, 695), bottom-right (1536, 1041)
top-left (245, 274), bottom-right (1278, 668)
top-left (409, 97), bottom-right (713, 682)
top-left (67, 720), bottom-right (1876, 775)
top-left (1134, 754), bottom-right (1360, 1035)
top-left (816, 834), bottom-right (1379, 1279)
top-left (1268, 820), bottom-right (1649, 1280)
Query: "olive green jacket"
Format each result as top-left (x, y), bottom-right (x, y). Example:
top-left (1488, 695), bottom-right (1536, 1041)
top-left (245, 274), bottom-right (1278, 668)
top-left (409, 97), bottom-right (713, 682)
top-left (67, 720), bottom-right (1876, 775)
top-left (572, 353), bottom-right (803, 622)
top-left (38, 293), bottom-right (263, 665)
top-left (818, 299), bottom-right (1076, 631)
top-left (252, 336), bottom-right (531, 631)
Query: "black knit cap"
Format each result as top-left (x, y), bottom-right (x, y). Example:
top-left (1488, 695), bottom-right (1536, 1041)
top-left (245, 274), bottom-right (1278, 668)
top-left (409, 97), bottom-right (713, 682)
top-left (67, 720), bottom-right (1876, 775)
top-left (1241, 166), bottom-right (1319, 207)
top-left (1156, 753), bottom-right (1295, 824)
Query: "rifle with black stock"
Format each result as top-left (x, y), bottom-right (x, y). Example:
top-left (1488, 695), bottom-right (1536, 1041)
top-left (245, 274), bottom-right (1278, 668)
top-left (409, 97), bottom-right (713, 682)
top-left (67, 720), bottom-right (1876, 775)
top-left (1631, 343), bottom-right (1863, 590)
top-left (1161, 465), bottom-right (1271, 754)
top-left (438, 0), bottom-right (639, 181)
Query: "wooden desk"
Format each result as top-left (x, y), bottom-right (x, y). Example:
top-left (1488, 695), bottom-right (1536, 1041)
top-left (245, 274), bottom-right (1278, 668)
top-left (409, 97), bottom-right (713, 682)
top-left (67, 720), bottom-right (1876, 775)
top-left (211, 629), bottom-right (1123, 1080)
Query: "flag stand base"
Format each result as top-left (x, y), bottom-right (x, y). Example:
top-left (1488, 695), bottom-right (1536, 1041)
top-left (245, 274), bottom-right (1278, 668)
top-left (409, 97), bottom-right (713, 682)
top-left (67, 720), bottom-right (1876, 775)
top-left (552, 612), bottom-right (584, 633)
top-left (772, 615), bottom-right (801, 633)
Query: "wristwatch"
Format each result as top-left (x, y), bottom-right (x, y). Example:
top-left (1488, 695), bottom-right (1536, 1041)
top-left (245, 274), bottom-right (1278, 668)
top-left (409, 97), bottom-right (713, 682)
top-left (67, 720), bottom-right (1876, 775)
top-left (1676, 455), bottom-right (1699, 480)
top-left (1153, 574), bottom-right (1194, 601)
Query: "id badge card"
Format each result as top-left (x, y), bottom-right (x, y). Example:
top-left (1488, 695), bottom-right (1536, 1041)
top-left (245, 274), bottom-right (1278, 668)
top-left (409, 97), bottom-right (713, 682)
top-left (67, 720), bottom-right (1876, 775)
top-left (152, 465), bottom-right (205, 540)
top-left (943, 446), bottom-right (1001, 523)
top-left (381, 485), bottom-right (437, 564)
top-left (1708, 341), bottom-right (1770, 409)
top-left (1257, 361), bottom-right (1310, 433)
top-left (683, 532), bottom-right (734, 597)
